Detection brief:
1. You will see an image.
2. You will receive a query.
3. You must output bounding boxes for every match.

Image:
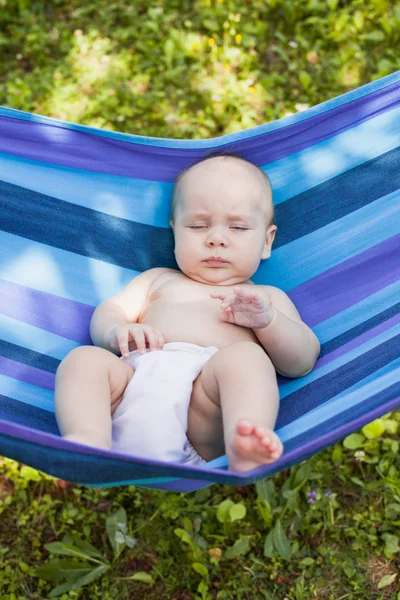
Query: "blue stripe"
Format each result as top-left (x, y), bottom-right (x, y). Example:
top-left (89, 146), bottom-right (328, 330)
top-left (0, 179), bottom-right (177, 273)
top-left (267, 105), bottom-right (400, 204)
top-left (278, 358), bottom-right (400, 441)
top-left (313, 281), bottom-right (400, 344)
top-left (271, 146), bottom-right (400, 249)
top-left (0, 394), bottom-right (58, 434)
top-left (254, 189), bottom-right (400, 291)
top-left (319, 303), bottom-right (400, 358)
top-left (0, 151), bottom-right (173, 227)
top-left (0, 375), bottom-right (54, 412)
top-left (0, 232), bottom-right (140, 306)
top-left (0, 316), bottom-right (79, 360)
top-left (2, 148), bottom-right (399, 282)
top-left (1, 71), bottom-right (398, 148)
top-left (280, 380), bottom-right (400, 456)
top-left (0, 340), bottom-right (60, 374)
top-left (276, 332), bottom-right (400, 429)
top-left (1, 105), bottom-right (399, 224)
top-left (280, 321), bottom-right (400, 399)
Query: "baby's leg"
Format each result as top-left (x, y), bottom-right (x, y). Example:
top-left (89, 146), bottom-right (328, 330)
top-left (189, 341), bottom-right (282, 471)
top-left (54, 346), bottom-right (134, 449)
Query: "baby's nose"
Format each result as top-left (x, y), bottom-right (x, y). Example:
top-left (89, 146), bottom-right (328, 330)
top-left (207, 230), bottom-right (228, 245)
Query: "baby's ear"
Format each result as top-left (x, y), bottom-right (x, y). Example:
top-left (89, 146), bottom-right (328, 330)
top-left (261, 225), bottom-right (277, 259)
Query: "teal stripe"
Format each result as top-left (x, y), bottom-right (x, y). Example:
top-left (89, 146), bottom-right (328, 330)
top-left (278, 357), bottom-right (400, 441)
top-left (1, 188), bottom-right (398, 307)
top-left (4, 319), bottom-right (398, 419)
top-left (0, 152), bottom-right (173, 227)
top-left (0, 315), bottom-right (78, 360)
top-left (85, 477), bottom-right (180, 486)
top-left (2, 281), bottom-right (397, 371)
top-left (1, 105), bottom-right (399, 227)
top-left (0, 375), bottom-right (54, 412)
top-left (0, 230), bottom-right (139, 305)
top-left (279, 321), bottom-right (400, 400)
top-left (253, 190), bottom-right (400, 291)
top-left (266, 105), bottom-right (400, 205)
top-left (1, 71), bottom-right (399, 148)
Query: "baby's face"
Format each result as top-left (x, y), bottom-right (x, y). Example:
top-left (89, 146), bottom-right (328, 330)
top-left (170, 157), bottom-right (277, 286)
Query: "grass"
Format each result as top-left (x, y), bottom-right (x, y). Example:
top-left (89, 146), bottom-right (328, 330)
top-left (0, 0), bottom-right (399, 598)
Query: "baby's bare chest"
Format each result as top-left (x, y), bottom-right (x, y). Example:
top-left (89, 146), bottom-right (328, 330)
top-left (138, 275), bottom-right (261, 348)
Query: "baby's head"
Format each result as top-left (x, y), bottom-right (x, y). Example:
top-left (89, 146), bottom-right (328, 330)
top-left (169, 152), bottom-right (277, 286)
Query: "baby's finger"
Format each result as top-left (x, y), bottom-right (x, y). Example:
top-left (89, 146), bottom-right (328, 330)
top-left (116, 332), bottom-right (130, 358)
top-left (156, 331), bottom-right (165, 349)
top-left (210, 290), bottom-right (228, 301)
top-left (131, 328), bottom-right (147, 354)
top-left (144, 327), bottom-right (160, 352)
top-left (233, 287), bottom-right (253, 303)
top-left (220, 293), bottom-right (239, 309)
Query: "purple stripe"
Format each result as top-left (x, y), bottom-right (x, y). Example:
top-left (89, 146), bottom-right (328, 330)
top-left (0, 356), bottom-right (55, 390)
top-left (1, 395), bottom-right (399, 486)
top-left (316, 313), bottom-right (400, 370)
top-left (290, 235), bottom-right (400, 327)
top-left (0, 279), bottom-right (93, 344)
top-left (0, 419), bottom-right (234, 479)
top-left (1, 81), bottom-right (399, 181)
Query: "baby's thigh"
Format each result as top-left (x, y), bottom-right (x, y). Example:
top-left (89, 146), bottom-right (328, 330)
top-left (56, 345), bottom-right (135, 414)
top-left (187, 356), bottom-right (225, 461)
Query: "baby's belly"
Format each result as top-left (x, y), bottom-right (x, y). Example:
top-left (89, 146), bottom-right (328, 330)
top-left (139, 305), bottom-right (261, 349)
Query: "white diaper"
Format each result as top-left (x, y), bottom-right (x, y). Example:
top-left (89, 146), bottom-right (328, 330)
top-left (112, 342), bottom-right (219, 465)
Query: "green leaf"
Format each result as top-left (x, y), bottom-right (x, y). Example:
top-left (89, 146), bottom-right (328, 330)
top-left (272, 521), bottom-right (291, 561)
top-left (72, 539), bottom-right (104, 560)
top-left (224, 537), bottom-right (250, 560)
top-left (299, 71), bottom-right (311, 89)
top-left (362, 419), bottom-right (385, 439)
top-left (382, 533), bottom-right (400, 557)
top-left (192, 562), bottom-right (209, 577)
top-left (130, 572), bottom-right (154, 584)
top-left (293, 462), bottom-right (311, 488)
top-left (48, 565), bottom-right (109, 597)
top-left (255, 479), bottom-right (275, 508)
top-left (20, 466), bottom-right (41, 481)
top-left (300, 557), bottom-right (315, 566)
top-left (229, 503), bottom-right (246, 522)
top-left (36, 559), bottom-right (91, 583)
top-left (282, 489), bottom-right (299, 512)
top-left (350, 477), bottom-right (366, 488)
top-left (343, 433), bottom-right (364, 450)
top-left (216, 499), bottom-right (234, 524)
top-left (363, 30), bottom-right (385, 42)
top-left (263, 530), bottom-right (275, 558)
top-left (44, 542), bottom-right (97, 562)
top-left (383, 419), bottom-right (398, 434)
top-left (353, 11), bottom-right (364, 31)
top-left (106, 507), bottom-right (127, 554)
top-left (174, 528), bottom-right (191, 544)
top-left (377, 573), bottom-right (397, 589)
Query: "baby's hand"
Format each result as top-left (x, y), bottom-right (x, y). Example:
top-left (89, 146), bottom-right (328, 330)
top-left (210, 287), bottom-right (274, 329)
top-left (106, 324), bottom-right (165, 358)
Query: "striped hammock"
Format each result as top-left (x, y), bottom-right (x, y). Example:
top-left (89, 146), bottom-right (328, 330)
top-left (1, 72), bottom-right (399, 492)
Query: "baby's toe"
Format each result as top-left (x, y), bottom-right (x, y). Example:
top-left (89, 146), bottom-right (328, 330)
top-left (237, 420), bottom-right (254, 436)
top-left (255, 427), bottom-right (266, 440)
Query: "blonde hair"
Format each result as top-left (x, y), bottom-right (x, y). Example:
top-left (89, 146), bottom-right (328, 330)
top-left (169, 151), bottom-right (274, 226)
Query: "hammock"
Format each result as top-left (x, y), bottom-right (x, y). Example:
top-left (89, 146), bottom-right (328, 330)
top-left (1, 72), bottom-right (399, 493)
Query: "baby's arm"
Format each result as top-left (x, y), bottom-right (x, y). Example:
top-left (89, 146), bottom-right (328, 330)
top-left (90, 267), bottom-right (168, 353)
top-left (253, 286), bottom-right (320, 378)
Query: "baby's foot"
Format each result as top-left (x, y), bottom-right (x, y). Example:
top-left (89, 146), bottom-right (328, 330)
top-left (228, 420), bottom-right (283, 472)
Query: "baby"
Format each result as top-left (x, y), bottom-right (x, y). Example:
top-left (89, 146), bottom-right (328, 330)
top-left (54, 153), bottom-right (320, 472)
